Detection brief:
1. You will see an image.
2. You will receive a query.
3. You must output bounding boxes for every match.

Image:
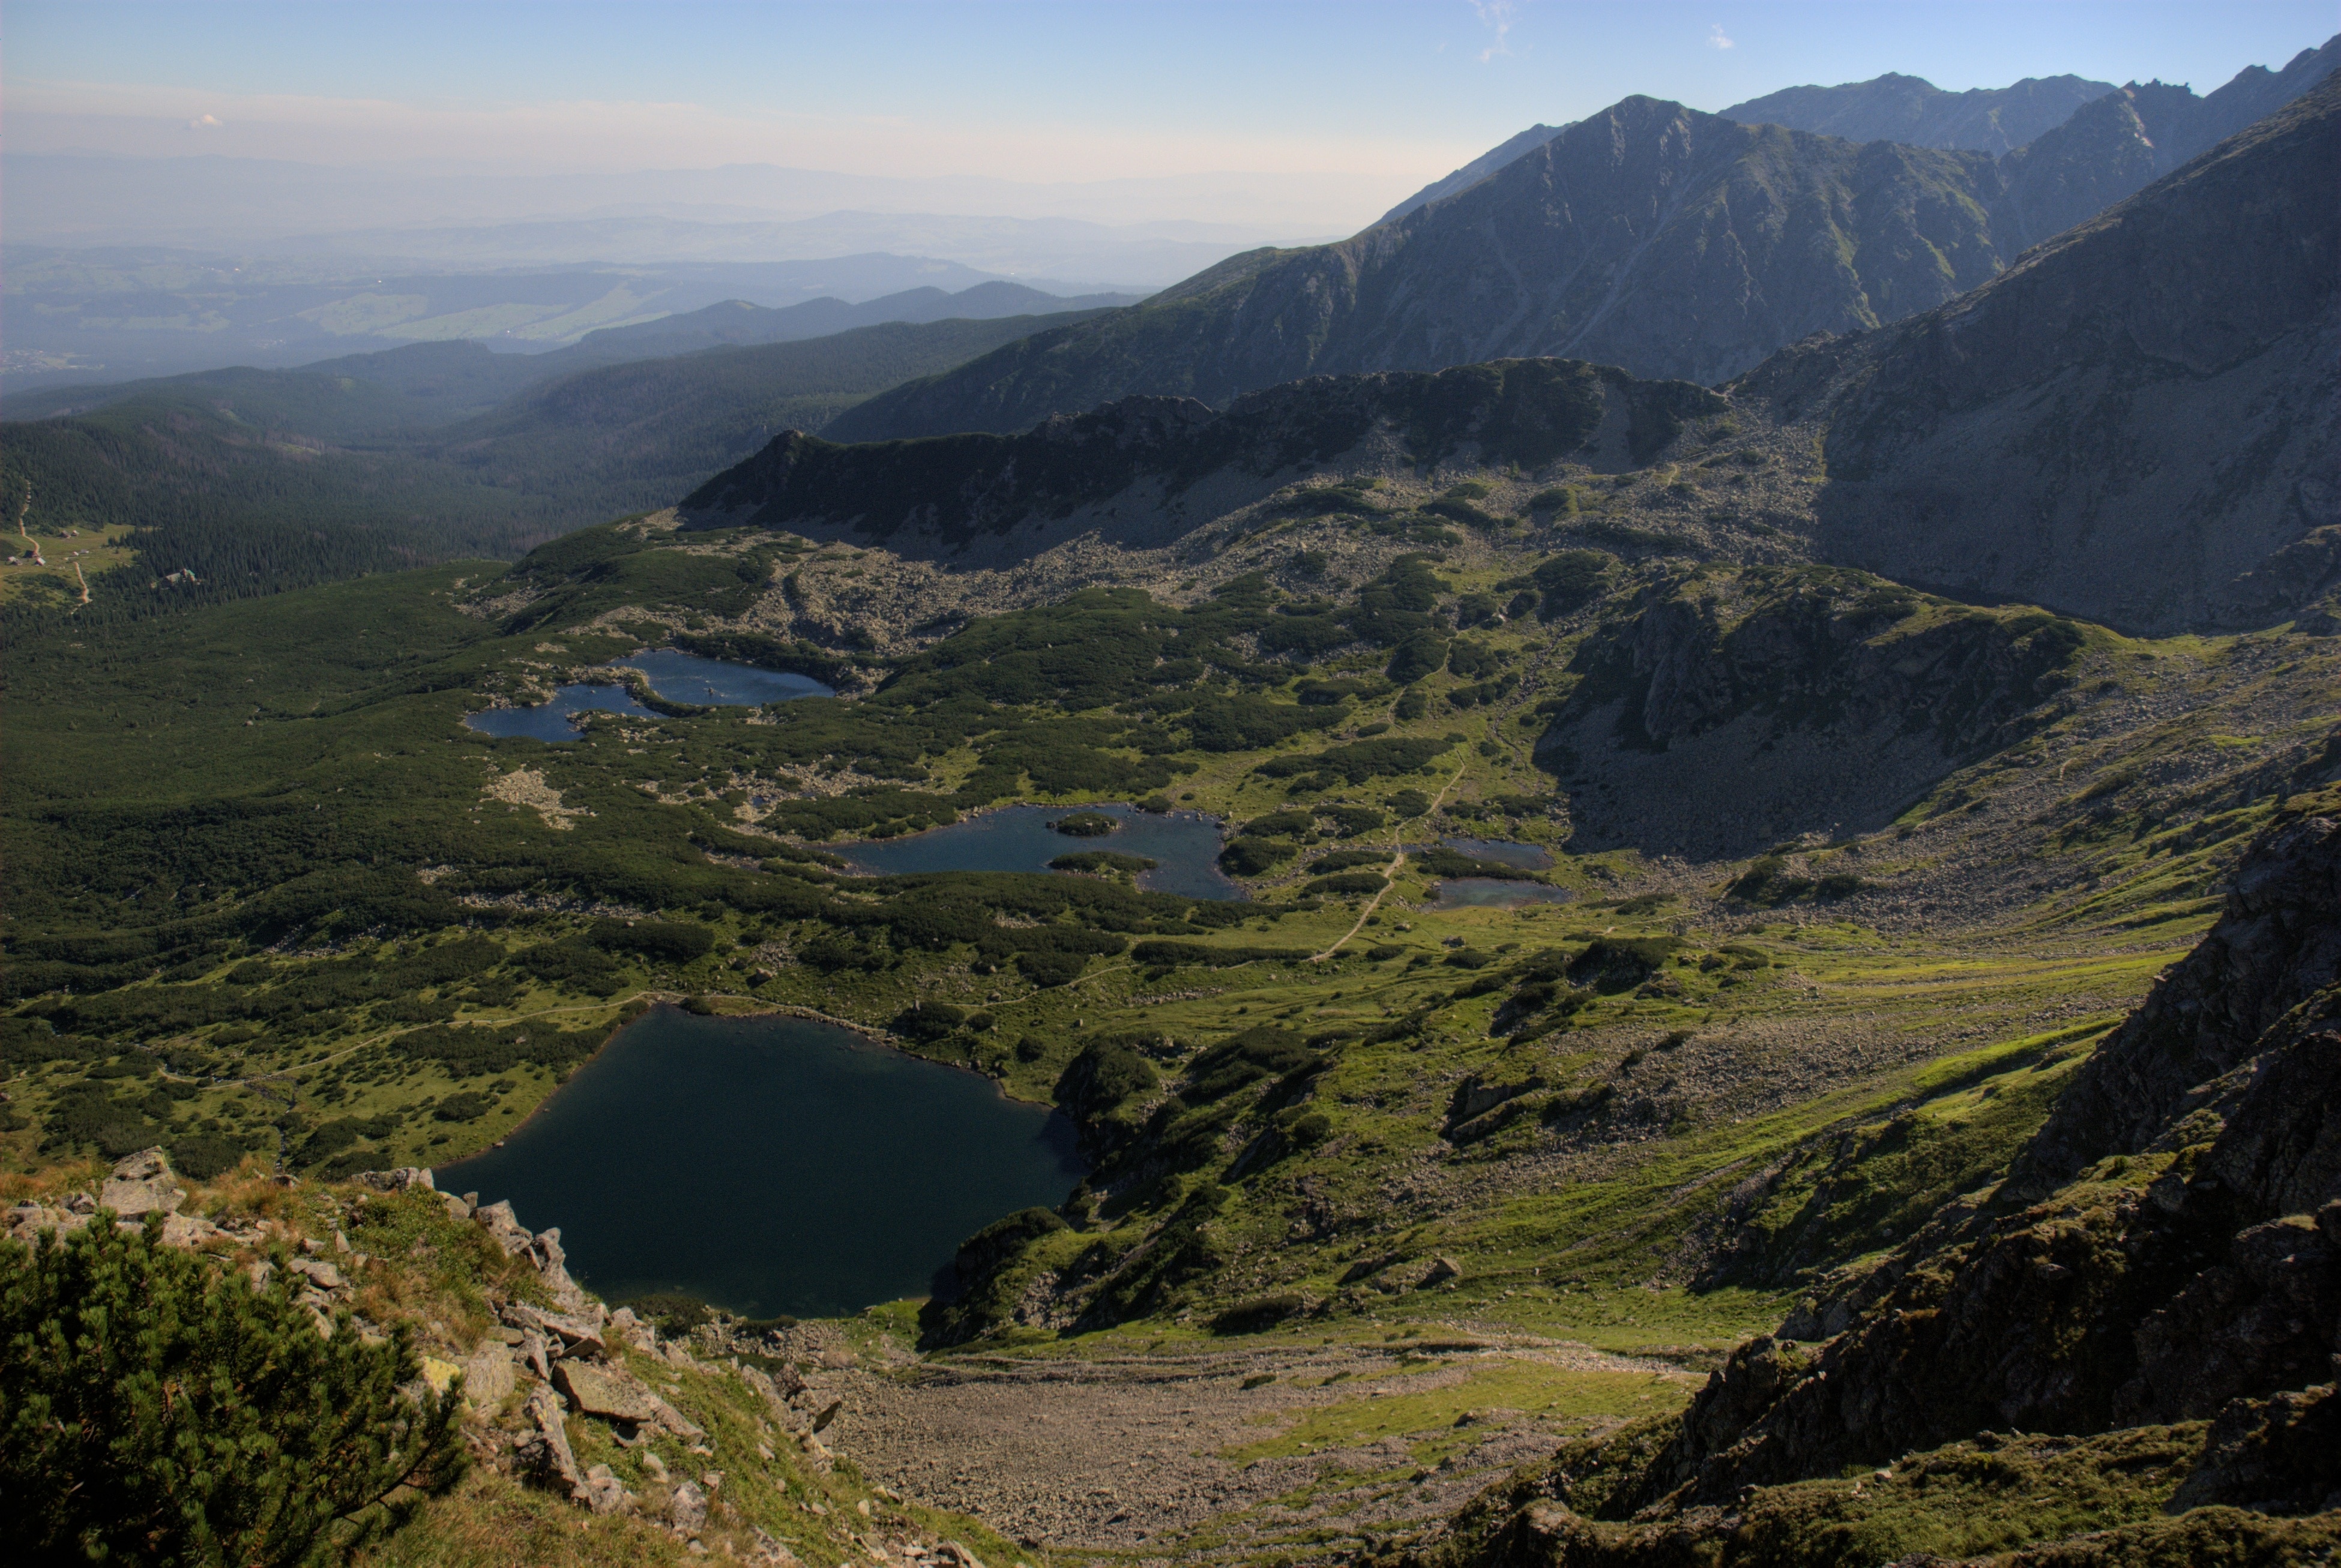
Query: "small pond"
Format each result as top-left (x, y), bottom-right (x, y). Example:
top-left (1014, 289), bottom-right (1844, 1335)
top-left (463, 683), bottom-right (657, 742)
top-left (463, 653), bottom-right (833, 741)
top-left (1431, 879), bottom-right (1579, 910)
top-left (618, 649), bottom-right (833, 707)
top-left (831, 803), bottom-right (1243, 901)
top-left (1443, 837), bottom-right (1555, 871)
top-left (436, 1008), bottom-right (1084, 1320)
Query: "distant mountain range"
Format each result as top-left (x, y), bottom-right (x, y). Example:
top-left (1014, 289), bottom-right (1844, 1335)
top-left (692, 75), bottom-right (2339, 637)
top-left (253, 211), bottom-right (1270, 290)
top-left (834, 37), bottom-right (2336, 446)
top-left (1378, 71), bottom-right (2117, 229)
top-left (0, 253), bottom-right (1132, 394)
top-left (565, 282), bottom-right (1139, 362)
top-left (1994, 36), bottom-right (2341, 243)
top-left (827, 95), bottom-right (2020, 439)
top-left (2, 282), bottom-right (1134, 425)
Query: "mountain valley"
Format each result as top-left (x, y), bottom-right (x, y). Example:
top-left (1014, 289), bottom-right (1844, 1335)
top-left (4, 29), bottom-right (2338, 1568)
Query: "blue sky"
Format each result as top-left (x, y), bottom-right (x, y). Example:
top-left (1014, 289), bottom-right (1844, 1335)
top-left (7, 1), bottom-right (2332, 198)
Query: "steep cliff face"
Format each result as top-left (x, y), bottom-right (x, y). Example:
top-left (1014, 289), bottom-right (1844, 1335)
top-left (1415, 807), bottom-right (2341, 1565)
top-left (2026, 815), bottom-right (2341, 1179)
top-left (1761, 75), bottom-right (2341, 635)
top-left (684, 358), bottom-right (1720, 557)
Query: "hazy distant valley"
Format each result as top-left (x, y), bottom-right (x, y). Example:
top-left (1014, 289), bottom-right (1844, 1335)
top-left (4, 34), bottom-right (2339, 1568)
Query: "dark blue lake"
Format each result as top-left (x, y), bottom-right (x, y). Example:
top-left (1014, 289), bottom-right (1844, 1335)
top-left (619, 649), bottom-right (833, 707)
top-left (832, 803), bottom-right (1243, 901)
top-left (1432, 879), bottom-right (1578, 910)
top-left (463, 653), bottom-right (833, 741)
top-left (1444, 837), bottom-right (1555, 871)
top-left (464, 683), bottom-right (656, 742)
top-left (437, 1008), bottom-right (1084, 1319)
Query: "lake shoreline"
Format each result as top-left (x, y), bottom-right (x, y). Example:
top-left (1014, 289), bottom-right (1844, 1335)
top-left (820, 799), bottom-right (1241, 901)
top-left (448, 990), bottom-right (1053, 1170)
top-left (435, 1003), bottom-right (1086, 1319)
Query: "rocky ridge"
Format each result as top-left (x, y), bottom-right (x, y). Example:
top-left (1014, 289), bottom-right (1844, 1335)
top-left (1405, 806), bottom-right (2341, 1566)
top-left (683, 359), bottom-right (1721, 562)
top-left (1719, 72), bottom-right (2117, 156)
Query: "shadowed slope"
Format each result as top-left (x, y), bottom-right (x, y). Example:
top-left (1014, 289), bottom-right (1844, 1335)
top-left (1757, 76), bottom-right (2341, 635)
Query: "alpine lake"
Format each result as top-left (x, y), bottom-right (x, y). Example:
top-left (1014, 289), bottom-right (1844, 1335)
top-left (462, 648), bottom-right (834, 741)
top-left (438, 1009), bottom-right (1085, 1320)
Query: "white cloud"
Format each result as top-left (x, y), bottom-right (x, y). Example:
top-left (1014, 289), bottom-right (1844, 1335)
top-left (1707, 23), bottom-right (1735, 50)
top-left (1473, 0), bottom-right (1519, 62)
top-left (187, 112), bottom-right (221, 129)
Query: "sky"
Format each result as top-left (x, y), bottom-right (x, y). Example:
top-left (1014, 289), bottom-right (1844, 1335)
top-left (7, 0), bottom-right (2334, 223)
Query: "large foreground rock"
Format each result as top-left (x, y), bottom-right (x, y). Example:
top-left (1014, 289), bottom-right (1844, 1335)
top-left (100, 1148), bottom-right (185, 1218)
top-left (554, 1360), bottom-right (663, 1425)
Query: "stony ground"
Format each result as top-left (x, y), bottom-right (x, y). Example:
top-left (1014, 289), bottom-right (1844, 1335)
top-left (784, 1321), bottom-right (1693, 1564)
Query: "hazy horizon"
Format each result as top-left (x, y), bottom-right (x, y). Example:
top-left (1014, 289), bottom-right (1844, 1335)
top-left (10, 0), bottom-right (2332, 238)
top-left (7, 0), bottom-right (2333, 389)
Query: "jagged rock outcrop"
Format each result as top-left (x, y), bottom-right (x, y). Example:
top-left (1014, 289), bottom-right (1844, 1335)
top-left (97, 1146), bottom-right (185, 1216)
top-left (685, 358), bottom-right (1719, 559)
top-left (1758, 76), bottom-right (2341, 635)
top-left (2025, 814), bottom-right (2341, 1178)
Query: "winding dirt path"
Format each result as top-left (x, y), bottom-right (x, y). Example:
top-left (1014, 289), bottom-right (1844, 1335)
top-left (1312, 758), bottom-right (1472, 963)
